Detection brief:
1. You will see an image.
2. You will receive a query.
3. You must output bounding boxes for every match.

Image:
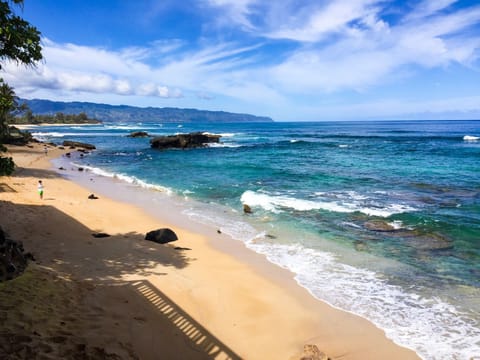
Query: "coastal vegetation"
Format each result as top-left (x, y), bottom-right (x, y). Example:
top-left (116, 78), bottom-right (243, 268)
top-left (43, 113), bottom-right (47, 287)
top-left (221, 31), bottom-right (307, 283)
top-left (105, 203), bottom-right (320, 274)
top-left (0, 0), bottom-right (42, 175)
top-left (12, 110), bottom-right (101, 124)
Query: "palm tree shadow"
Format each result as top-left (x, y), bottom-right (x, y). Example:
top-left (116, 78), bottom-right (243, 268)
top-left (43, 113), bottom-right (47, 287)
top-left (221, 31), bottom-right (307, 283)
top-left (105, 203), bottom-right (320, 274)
top-left (131, 279), bottom-right (241, 360)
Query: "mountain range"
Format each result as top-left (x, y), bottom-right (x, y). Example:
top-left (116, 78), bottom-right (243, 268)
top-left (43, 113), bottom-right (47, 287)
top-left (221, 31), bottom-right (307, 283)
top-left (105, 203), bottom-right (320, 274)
top-left (21, 98), bottom-right (274, 123)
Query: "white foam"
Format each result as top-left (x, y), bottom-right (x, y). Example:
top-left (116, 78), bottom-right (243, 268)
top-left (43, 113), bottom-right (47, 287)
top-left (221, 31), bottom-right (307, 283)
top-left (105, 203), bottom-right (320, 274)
top-left (388, 220), bottom-right (404, 230)
top-left (463, 135), bottom-right (479, 141)
top-left (207, 142), bottom-right (241, 148)
top-left (32, 131), bottom-right (66, 138)
top-left (32, 131), bottom-right (115, 138)
top-left (202, 132), bottom-right (236, 138)
top-left (105, 125), bottom-right (143, 130)
top-left (240, 190), bottom-right (416, 217)
top-left (183, 207), bottom-right (262, 243)
top-left (70, 163), bottom-right (172, 194)
top-left (246, 241), bottom-right (480, 360)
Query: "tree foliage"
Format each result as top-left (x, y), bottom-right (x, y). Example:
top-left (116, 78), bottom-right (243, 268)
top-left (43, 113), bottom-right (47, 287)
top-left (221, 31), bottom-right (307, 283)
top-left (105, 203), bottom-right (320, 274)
top-left (0, 0), bottom-right (42, 69)
top-left (0, 78), bottom-right (17, 138)
top-left (13, 110), bottom-right (100, 124)
top-left (0, 154), bottom-right (14, 175)
top-left (0, 0), bottom-right (42, 175)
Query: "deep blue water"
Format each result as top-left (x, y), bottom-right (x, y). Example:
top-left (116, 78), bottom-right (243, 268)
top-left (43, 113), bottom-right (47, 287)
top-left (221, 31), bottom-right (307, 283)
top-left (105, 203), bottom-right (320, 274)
top-left (34, 120), bottom-right (480, 359)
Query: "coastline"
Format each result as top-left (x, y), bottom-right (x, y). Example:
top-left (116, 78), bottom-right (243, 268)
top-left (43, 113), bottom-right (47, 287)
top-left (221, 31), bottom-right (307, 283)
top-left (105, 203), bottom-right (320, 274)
top-left (13, 123), bottom-right (100, 130)
top-left (0, 142), bottom-right (420, 359)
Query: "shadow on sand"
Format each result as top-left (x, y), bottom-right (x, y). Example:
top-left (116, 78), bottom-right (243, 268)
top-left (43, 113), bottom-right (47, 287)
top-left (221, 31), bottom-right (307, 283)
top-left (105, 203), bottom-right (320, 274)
top-left (132, 280), bottom-right (241, 360)
top-left (0, 199), bottom-right (241, 359)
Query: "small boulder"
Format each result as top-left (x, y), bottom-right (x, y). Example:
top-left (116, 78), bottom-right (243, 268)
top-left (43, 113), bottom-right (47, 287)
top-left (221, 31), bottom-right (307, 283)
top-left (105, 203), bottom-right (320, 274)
top-left (364, 220), bottom-right (396, 232)
top-left (145, 228), bottom-right (178, 244)
top-left (243, 204), bottom-right (252, 214)
top-left (88, 194), bottom-right (99, 199)
top-left (128, 131), bottom-right (149, 138)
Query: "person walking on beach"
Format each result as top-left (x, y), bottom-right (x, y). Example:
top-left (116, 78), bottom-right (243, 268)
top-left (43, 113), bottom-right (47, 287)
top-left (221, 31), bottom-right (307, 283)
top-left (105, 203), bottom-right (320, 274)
top-left (37, 180), bottom-right (44, 199)
top-left (44, 145), bottom-right (48, 155)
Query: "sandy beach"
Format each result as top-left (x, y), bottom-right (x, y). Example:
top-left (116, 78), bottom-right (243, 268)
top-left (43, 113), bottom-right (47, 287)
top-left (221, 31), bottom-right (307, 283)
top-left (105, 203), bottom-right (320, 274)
top-left (0, 142), bottom-right (420, 359)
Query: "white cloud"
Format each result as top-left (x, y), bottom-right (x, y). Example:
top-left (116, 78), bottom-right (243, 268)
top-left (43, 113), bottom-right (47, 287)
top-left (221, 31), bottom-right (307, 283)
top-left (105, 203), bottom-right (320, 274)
top-left (2, 0), bottom-right (480, 120)
top-left (264, 0), bottom-right (385, 42)
top-left (2, 38), bottom-right (184, 99)
top-left (206, 0), bottom-right (258, 30)
top-left (406, 0), bottom-right (458, 20)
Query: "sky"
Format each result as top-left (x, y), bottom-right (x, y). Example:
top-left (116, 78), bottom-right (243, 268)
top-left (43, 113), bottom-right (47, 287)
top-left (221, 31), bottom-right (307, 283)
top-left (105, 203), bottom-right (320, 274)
top-left (2, 0), bottom-right (480, 121)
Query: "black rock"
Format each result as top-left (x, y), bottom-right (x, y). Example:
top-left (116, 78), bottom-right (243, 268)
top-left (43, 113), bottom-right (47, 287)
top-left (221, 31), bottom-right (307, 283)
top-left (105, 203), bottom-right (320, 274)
top-left (145, 228), bottom-right (178, 244)
top-left (88, 194), bottom-right (99, 199)
top-left (243, 204), bottom-right (252, 214)
top-left (62, 140), bottom-right (96, 150)
top-left (150, 132), bottom-right (221, 149)
top-left (92, 233), bottom-right (110, 238)
top-left (0, 227), bottom-right (32, 282)
top-left (128, 131), bottom-right (149, 138)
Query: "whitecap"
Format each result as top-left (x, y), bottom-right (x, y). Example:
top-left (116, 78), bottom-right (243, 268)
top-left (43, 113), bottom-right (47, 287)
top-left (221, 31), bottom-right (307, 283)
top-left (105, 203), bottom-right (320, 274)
top-left (202, 132), bottom-right (236, 138)
top-left (240, 190), bottom-right (416, 217)
top-left (31, 131), bottom-right (66, 138)
top-left (207, 143), bottom-right (241, 148)
top-left (463, 135), bottom-right (479, 142)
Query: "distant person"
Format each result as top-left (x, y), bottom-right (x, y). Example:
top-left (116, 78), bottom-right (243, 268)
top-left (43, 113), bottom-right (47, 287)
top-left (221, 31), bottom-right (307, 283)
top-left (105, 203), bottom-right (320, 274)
top-left (38, 180), bottom-right (44, 199)
top-left (44, 145), bottom-right (48, 155)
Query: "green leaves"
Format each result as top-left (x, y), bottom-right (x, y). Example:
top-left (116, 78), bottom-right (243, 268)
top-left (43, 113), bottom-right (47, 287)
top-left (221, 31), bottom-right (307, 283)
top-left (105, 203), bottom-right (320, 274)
top-left (0, 155), bottom-right (14, 175)
top-left (0, 0), bottom-right (42, 69)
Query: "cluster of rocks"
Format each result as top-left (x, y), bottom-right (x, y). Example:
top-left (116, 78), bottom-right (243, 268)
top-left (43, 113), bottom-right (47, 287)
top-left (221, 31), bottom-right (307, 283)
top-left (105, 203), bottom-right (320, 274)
top-left (62, 140), bottom-right (96, 150)
top-left (150, 132), bottom-right (221, 149)
top-left (0, 226), bottom-right (34, 282)
top-left (358, 219), bottom-right (454, 251)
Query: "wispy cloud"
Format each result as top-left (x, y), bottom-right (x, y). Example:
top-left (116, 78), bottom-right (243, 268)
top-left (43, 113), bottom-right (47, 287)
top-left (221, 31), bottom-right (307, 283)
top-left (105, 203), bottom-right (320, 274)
top-left (2, 0), bottom-right (480, 119)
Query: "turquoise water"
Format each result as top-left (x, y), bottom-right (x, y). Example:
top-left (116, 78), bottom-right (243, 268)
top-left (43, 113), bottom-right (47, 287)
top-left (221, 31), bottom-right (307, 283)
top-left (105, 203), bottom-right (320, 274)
top-left (35, 120), bottom-right (480, 359)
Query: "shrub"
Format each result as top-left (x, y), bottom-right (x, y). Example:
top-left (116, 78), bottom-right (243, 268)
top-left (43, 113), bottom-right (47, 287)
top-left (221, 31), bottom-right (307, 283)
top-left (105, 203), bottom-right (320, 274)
top-left (0, 156), bottom-right (14, 175)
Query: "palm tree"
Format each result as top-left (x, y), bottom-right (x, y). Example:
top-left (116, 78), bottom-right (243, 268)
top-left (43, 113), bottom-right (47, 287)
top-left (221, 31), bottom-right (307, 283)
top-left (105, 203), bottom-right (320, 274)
top-left (0, 79), bottom-right (17, 140)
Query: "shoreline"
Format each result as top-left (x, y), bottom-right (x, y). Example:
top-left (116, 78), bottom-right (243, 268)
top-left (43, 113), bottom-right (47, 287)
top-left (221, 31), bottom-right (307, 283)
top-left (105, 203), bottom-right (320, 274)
top-left (13, 123), bottom-right (100, 130)
top-left (0, 142), bottom-right (420, 359)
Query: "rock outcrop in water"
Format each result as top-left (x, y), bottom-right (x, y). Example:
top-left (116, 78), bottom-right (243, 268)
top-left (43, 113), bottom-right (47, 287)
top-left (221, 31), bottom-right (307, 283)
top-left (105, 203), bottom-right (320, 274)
top-left (150, 132), bottom-right (221, 149)
top-left (127, 131), bottom-right (149, 138)
top-left (62, 141), bottom-right (96, 150)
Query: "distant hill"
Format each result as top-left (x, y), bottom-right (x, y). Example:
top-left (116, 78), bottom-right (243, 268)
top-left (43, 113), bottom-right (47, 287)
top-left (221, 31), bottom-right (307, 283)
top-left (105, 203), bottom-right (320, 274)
top-left (21, 98), bottom-right (274, 123)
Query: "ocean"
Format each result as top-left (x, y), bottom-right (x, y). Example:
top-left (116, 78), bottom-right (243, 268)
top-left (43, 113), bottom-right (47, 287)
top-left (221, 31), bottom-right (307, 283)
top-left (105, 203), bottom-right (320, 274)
top-left (32, 120), bottom-right (479, 359)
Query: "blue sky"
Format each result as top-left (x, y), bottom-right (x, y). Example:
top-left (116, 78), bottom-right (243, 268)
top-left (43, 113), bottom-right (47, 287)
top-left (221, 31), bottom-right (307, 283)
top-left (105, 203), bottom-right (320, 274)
top-left (2, 0), bottom-right (480, 121)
